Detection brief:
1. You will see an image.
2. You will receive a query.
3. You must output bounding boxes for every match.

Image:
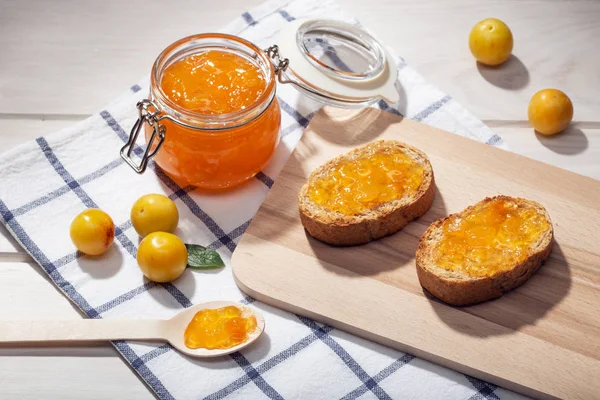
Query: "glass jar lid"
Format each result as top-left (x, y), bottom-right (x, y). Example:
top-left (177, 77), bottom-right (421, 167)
top-left (276, 19), bottom-right (399, 108)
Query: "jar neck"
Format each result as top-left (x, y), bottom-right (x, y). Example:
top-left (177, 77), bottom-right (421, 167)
top-left (149, 33), bottom-right (277, 131)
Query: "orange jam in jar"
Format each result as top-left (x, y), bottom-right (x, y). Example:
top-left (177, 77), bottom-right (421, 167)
top-left (307, 144), bottom-right (425, 215)
top-left (161, 51), bottom-right (267, 115)
top-left (434, 198), bottom-right (550, 278)
top-left (184, 306), bottom-right (258, 350)
top-left (143, 34), bottom-right (280, 189)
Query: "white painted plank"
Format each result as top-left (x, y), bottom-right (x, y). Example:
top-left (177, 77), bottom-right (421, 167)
top-left (498, 127), bottom-right (600, 180)
top-left (347, 0), bottom-right (600, 121)
top-left (0, 355), bottom-right (152, 400)
top-left (0, 0), bottom-right (598, 121)
top-left (0, 0), bottom-right (264, 115)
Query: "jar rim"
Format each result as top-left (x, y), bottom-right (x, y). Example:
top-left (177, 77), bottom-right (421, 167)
top-left (150, 33), bottom-right (277, 130)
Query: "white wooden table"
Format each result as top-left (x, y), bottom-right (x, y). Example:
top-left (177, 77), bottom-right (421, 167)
top-left (0, 0), bottom-right (598, 398)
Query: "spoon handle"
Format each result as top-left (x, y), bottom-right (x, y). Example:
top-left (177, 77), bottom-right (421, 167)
top-left (0, 319), bottom-right (169, 343)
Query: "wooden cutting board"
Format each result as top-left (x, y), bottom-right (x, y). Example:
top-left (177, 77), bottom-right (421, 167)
top-left (232, 107), bottom-right (600, 400)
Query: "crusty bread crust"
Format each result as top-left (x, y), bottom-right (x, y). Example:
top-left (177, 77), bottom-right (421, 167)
top-left (298, 140), bottom-right (435, 246)
top-left (416, 196), bottom-right (553, 306)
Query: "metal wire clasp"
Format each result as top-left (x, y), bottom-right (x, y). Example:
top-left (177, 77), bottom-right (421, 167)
top-left (120, 99), bottom-right (166, 174)
top-left (265, 45), bottom-right (290, 82)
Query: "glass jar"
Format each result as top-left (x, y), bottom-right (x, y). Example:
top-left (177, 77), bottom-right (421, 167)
top-left (121, 20), bottom-right (399, 189)
top-left (121, 34), bottom-right (280, 189)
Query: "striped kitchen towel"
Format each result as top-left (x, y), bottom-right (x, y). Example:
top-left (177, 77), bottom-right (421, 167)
top-left (0, 0), bottom-right (525, 399)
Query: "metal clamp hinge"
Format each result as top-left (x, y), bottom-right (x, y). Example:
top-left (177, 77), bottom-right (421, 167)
top-left (120, 99), bottom-right (166, 174)
top-left (265, 45), bottom-right (290, 83)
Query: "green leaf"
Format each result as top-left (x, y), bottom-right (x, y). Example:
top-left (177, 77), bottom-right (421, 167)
top-left (185, 243), bottom-right (225, 269)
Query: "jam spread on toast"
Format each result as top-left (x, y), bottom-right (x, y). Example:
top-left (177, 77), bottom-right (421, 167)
top-left (434, 198), bottom-right (549, 277)
top-left (307, 145), bottom-right (425, 215)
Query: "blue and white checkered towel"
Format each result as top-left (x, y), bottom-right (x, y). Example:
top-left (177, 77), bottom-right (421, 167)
top-left (0, 0), bottom-right (526, 398)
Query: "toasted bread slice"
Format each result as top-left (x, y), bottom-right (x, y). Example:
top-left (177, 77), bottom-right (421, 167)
top-left (298, 140), bottom-right (435, 246)
top-left (416, 196), bottom-right (553, 306)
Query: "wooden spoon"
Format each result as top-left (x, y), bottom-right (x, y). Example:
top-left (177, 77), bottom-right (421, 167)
top-left (0, 301), bottom-right (265, 358)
